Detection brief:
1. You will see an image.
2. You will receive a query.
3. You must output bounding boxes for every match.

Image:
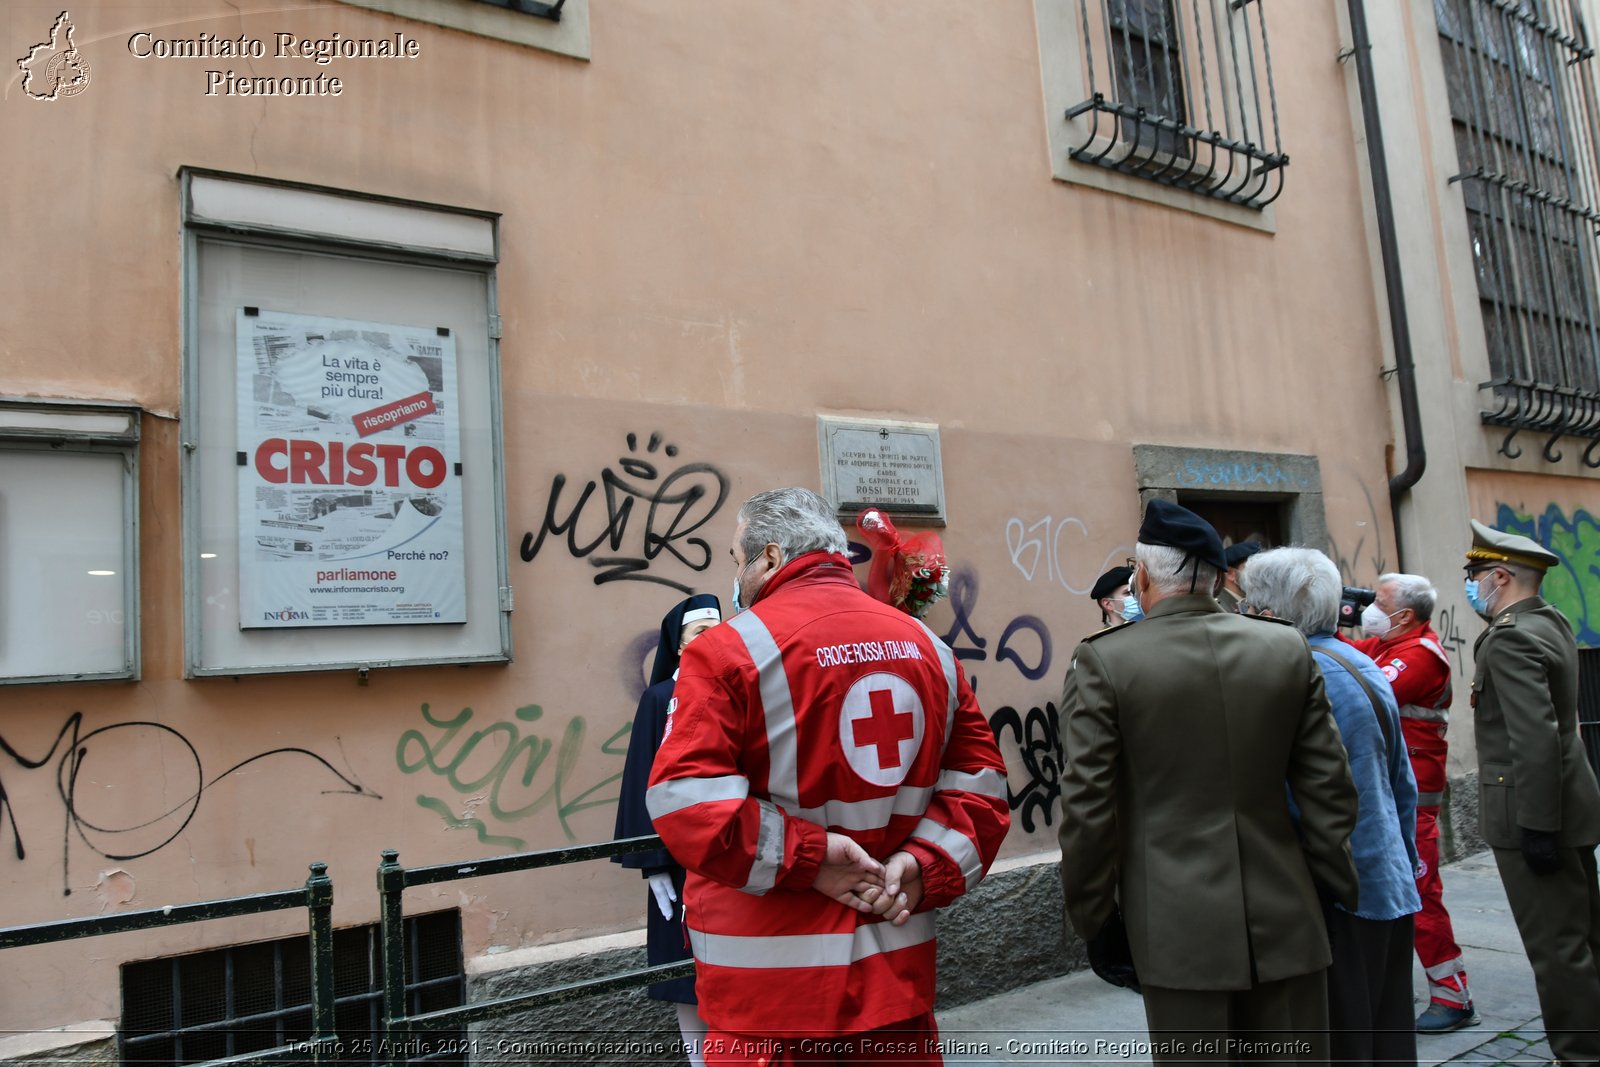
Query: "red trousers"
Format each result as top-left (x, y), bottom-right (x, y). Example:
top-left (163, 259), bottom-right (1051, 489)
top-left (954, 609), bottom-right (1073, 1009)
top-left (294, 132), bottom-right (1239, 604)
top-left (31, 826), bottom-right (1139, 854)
top-left (702, 1012), bottom-right (943, 1066)
top-left (1410, 735), bottom-right (1471, 1006)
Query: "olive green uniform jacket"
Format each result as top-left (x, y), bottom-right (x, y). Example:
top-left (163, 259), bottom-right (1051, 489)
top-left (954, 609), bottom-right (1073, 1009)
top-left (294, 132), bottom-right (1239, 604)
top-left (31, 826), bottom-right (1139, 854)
top-left (1470, 595), bottom-right (1600, 1064)
top-left (1058, 594), bottom-right (1361, 991)
top-left (1471, 595), bottom-right (1600, 849)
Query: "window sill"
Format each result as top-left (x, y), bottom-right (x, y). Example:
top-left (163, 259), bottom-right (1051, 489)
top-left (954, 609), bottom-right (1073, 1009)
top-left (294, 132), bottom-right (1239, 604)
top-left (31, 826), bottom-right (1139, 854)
top-left (336, 0), bottom-right (589, 61)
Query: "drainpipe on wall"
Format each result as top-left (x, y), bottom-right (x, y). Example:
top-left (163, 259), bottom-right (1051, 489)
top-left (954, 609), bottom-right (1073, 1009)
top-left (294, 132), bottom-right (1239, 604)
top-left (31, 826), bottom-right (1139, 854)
top-left (1348, 0), bottom-right (1426, 571)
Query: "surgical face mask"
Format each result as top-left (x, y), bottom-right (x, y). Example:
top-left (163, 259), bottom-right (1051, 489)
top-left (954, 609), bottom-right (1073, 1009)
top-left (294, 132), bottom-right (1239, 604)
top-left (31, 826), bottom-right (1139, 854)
top-left (1360, 603), bottom-right (1396, 639)
top-left (730, 552), bottom-right (770, 614)
top-left (1121, 593), bottom-right (1144, 624)
top-left (1465, 575), bottom-right (1495, 617)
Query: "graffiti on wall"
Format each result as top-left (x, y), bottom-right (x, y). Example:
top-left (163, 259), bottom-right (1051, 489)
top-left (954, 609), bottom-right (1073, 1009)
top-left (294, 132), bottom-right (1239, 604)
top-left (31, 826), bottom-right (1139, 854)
top-left (396, 702), bottom-right (629, 849)
top-left (939, 569), bottom-right (1054, 690)
top-left (1495, 503), bottom-right (1600, 647)
top-left (1327, 478), bottom-right (1389, 587)
top-left (987, 701), bottom-right (1062, 834)
top-left (1004, 515), bottom-right (1128, 594)
top-left (519, 432), bottom-right (730, 594)
top-left (1, 712), bottom-right (377, 895)
top-left (1175, 458), bottom-right (1314, 491)
top-left (928, 565), bottom-right (1070, 831)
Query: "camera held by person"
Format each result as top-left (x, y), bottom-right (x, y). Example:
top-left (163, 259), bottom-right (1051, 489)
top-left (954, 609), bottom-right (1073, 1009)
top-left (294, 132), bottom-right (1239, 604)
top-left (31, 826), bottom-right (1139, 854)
top-left (1338, 586), bottom-right (1376, 628)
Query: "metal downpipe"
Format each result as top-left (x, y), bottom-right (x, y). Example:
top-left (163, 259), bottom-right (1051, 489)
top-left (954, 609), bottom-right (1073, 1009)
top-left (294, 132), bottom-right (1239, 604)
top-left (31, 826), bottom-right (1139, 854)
top-left (1348, 0), bottom-right (1426, 569)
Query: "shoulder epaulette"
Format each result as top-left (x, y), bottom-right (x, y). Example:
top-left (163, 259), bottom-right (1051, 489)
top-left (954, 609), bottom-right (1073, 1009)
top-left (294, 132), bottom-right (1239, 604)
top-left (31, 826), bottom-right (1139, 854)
top-left (1245, 613), bottom-right (1296, 628)
top-left (1081, 622), bottom-right (1133, 644)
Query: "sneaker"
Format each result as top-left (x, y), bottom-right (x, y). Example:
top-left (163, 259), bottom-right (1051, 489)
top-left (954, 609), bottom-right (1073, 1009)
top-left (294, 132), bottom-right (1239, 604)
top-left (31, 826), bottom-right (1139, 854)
top-left (1416, 1002), bottom-right (1481, 1034)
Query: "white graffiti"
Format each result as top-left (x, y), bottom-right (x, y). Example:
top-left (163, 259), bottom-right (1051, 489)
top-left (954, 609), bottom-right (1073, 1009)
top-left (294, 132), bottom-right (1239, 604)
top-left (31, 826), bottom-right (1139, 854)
top-left (1004, 516), bottom-right (1128, 594)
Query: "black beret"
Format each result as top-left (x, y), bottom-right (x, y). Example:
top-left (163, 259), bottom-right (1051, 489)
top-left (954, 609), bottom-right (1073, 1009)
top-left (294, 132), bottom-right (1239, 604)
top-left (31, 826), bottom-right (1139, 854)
top-left (1137, 499), bottom-right (1227, 571)
top-left (1089, 565), bottom-right (1134, 602)
top-left (1224, 541), bottom-right (1263, 568)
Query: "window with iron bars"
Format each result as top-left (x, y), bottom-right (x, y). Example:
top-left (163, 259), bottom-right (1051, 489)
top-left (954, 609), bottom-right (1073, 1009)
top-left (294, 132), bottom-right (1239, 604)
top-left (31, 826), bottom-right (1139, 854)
top-left (120, 910), bottom-right (464, 1066)
top-left (1065, 0), bottom-right (1287, 209)
top-left (1437, 0), bottom-right (1600, 461)
top-left (467, 0), bottom-right (565, 19)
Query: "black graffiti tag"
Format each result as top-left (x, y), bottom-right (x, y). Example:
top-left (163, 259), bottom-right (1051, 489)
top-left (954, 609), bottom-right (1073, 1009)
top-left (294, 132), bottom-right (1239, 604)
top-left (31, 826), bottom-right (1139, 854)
top-left (519, 432), bottom-right (730, 594)
top-left (987, 702), bottom-right (1063, 833)
top-left (937, 568), bottom-right (1054, 692)
top-left (1, 712), bottom-right (376, 895)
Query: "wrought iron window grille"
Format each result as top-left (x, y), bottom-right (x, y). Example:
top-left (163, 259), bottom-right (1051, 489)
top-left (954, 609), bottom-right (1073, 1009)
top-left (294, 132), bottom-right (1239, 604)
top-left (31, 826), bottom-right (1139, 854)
top-left (120, 911), bottom-right (465, 1066)
top-left (1064, 0), bottom-right (1288, 209)
top-left (1437, 0), bottom-right (1600, 461)
top-left (468, 0), bottom-right (565, 20)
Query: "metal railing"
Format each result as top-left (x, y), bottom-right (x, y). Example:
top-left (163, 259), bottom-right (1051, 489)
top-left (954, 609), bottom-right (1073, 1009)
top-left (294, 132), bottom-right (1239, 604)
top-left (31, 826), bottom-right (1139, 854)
top-left (0, 836), bottom-right (692, 1067)
top-left (0, 864), bottom-right (337, 1066)
top-left (374, 835), bottom-right (694, 1067)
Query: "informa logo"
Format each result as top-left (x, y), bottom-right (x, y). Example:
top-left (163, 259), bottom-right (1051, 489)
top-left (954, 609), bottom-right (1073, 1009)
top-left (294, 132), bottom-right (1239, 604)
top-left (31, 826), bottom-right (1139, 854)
top-left (17, 11), bottom-right (91, 101)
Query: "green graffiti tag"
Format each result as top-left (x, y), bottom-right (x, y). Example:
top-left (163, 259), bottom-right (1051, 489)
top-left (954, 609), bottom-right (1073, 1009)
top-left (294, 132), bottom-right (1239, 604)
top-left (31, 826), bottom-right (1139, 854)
top-left (396, 702), bottom-right (631, 846)
top-left (1495, 503), bottom-right (1600, 648)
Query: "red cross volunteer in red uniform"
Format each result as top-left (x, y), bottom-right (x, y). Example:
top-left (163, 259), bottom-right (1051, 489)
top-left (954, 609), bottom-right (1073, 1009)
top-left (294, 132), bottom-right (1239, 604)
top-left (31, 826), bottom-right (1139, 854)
top-left (1342, 572), bottom-right (1479, 1034)
top-left (647, 488), bottom-right (1011, 1066)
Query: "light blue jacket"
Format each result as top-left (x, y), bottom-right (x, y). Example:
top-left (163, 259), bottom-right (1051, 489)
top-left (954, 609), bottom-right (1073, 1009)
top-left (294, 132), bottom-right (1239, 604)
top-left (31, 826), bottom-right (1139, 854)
top-left (1306, 633), bottom-right (1421, 920)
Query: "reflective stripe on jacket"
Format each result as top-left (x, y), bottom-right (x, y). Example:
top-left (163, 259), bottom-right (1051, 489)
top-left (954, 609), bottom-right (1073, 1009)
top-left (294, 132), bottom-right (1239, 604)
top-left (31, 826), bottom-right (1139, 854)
top-left (646, 550), bottom-right (1011, 1034)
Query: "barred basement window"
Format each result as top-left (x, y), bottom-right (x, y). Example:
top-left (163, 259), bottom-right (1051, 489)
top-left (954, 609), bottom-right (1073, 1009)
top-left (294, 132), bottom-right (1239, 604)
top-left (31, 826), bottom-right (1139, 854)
top-left (1065, 0), bottom-right (1287, 209)
top-left (1437, 0), bottom-right (1600, 460)
top-left (120, 910), bottom-right (464, 1066)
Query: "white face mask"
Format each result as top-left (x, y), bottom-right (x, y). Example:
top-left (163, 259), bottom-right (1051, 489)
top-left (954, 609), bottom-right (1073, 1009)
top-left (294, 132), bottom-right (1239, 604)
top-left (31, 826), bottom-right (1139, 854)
top-left (1360, 602), bottom-right (1395, 639)
top-left (730, 551), bottom-right (773, 614)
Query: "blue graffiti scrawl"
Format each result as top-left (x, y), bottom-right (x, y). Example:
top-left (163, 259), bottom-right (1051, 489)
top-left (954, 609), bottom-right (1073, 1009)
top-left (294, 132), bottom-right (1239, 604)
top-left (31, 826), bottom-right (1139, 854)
top-left (1495, 503), bottom-right (1600, 648)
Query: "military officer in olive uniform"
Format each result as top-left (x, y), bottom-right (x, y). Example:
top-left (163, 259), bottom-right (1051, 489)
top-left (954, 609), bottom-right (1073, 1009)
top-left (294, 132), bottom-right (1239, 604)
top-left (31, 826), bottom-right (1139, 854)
top-left (1465, 520), bottom-right (1600, 1064)
top-left (1058, 500), bottom-right (1360, 1063)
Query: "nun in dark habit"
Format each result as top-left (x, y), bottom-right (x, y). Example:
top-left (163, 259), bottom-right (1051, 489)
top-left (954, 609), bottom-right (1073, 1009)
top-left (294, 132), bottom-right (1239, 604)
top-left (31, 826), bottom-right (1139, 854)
top-left (613, 593), bottom-right (721, 1064)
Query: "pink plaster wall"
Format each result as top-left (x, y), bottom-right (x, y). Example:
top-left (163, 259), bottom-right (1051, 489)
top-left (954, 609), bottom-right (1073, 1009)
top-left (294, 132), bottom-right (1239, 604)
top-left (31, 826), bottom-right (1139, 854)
top-left (0, 0), bottom-right (1398, 1033)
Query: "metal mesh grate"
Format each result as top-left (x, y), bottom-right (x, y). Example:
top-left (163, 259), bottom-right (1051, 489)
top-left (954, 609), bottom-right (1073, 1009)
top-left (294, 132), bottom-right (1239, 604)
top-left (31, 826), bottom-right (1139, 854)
top-left (119, 910), bottom-right (464, 1066)
top-left (1064, 0), bottom-right (1288, 209)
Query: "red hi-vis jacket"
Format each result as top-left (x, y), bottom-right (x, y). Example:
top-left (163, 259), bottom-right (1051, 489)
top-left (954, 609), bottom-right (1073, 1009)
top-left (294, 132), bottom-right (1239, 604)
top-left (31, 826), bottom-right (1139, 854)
top-left (1344, 623), bottom-right (1454, 805)
top-left (1344, 623), bottom-right (1454, 735)
top-left (645, 551), bottom-right (1011, 1035)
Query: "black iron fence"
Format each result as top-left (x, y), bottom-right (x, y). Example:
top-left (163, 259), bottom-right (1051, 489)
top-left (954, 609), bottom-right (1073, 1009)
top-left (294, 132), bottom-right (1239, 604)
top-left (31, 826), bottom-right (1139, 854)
top-left (0, 864), bottom-right (337, 1066)
top-left (1577, 648), bottom-right (1600, 781)
top-left (373, 838), bottom-right (694, 1067)
top-left (0, 837), bottom-right (691, 1067)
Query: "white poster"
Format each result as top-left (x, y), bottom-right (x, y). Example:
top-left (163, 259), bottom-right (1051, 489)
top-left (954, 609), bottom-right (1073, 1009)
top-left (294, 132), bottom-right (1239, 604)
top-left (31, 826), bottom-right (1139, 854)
top-left (236, 308), bottom-right (466, 628)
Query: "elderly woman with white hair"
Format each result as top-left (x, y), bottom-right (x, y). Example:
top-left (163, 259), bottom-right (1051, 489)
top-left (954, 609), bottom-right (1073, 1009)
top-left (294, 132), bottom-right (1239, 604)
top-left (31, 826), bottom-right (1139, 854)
top-left (1239, 547), bottom-right (1421, 1067)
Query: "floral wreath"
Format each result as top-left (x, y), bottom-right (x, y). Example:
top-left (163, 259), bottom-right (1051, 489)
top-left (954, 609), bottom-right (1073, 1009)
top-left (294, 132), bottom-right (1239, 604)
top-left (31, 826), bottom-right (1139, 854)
top-left (855, 509), bottom-right (951, 619)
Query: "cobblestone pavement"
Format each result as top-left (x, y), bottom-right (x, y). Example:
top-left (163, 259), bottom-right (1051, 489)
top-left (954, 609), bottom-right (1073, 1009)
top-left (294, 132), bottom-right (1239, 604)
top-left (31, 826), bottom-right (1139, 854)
top-left (938, 851), bottom-right (1595, 1065)
top-left (1441, 1018), bottom-right (1553, 1066)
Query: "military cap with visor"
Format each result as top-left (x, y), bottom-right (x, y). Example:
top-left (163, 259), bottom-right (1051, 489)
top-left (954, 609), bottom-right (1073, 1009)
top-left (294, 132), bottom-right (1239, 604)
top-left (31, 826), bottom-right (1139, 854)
top-left (1463, 519), bottom-right (1560, 573)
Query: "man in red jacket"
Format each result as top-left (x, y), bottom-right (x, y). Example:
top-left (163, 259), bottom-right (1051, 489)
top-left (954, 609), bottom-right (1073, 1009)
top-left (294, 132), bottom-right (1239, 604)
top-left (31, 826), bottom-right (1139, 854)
top-left (1344, 572), bottom-right (1478, 1033)
top-left (647, 487), bottom-right (1011, 1066)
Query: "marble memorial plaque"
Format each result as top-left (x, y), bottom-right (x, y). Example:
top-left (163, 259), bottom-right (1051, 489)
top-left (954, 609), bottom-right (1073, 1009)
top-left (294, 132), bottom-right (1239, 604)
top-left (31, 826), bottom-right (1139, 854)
top-left (818, 416), bottom-right (946, 524)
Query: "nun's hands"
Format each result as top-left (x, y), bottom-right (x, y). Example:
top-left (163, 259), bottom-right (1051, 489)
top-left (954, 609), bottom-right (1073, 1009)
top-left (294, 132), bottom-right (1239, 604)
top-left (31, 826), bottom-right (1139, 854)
top-left (647, 872), bottom-right (678, 920)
